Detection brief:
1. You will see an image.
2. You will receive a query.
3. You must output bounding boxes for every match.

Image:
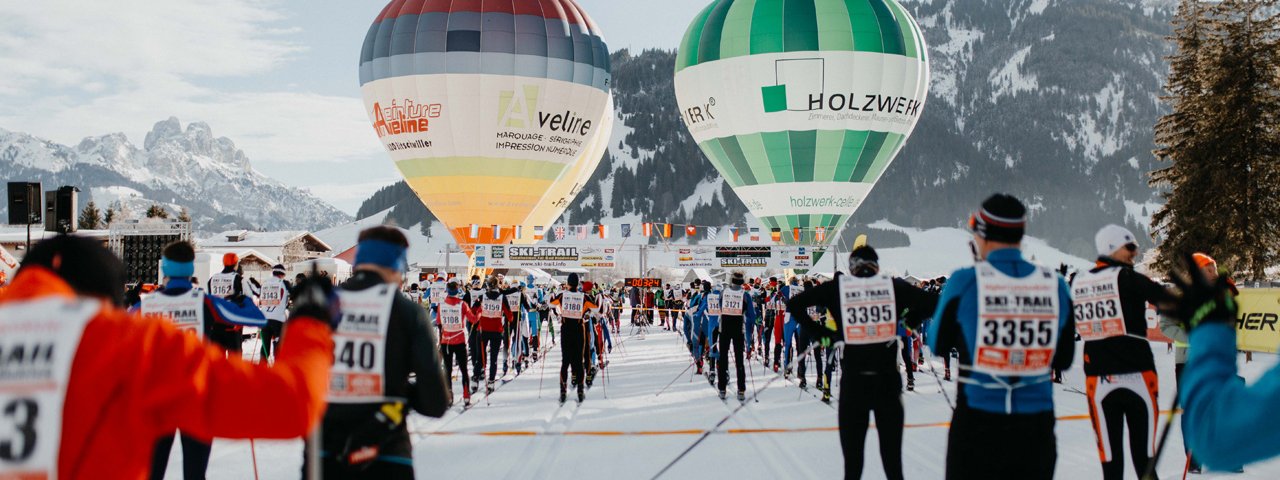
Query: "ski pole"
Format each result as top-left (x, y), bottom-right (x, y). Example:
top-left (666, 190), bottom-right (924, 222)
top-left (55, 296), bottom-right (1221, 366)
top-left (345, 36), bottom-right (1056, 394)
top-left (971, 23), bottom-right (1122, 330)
top-left (923, 346), bottom-right (955, 411)
top-left (656, 360), bottom-right (697, 397)
top-left (651, 341), bottom-right (828, 480)
top-left (1143, 385), bottom-right (1180, 480)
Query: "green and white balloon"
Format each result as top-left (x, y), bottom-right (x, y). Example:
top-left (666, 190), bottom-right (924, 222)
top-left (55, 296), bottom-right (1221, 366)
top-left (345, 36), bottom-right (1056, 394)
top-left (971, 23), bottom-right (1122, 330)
top-left (675, 0), bottom-right (929, 245)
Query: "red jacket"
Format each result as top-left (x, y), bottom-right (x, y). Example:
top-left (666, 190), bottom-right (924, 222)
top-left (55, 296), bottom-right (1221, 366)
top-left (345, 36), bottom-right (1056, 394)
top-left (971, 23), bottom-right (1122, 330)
top-left (0, 267), bottom-right (334, 479)
top-left (436, 296), bottom-right (477, 345)
top-left (476, 292), bottom-right (511, 333)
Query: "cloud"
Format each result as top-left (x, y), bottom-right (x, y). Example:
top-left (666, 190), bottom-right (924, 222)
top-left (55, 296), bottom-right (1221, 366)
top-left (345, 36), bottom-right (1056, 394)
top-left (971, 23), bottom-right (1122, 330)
top-left (0, 0), bottom-right (383, 165)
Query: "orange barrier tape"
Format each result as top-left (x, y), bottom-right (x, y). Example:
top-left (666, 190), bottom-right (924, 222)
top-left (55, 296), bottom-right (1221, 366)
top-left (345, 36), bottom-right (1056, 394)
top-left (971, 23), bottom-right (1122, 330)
top-left (413, 410), bottom-right (1175, 437)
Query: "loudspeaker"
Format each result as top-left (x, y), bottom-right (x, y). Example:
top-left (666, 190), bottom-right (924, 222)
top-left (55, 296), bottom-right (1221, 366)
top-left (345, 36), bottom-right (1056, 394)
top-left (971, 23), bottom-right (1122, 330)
top-left (7, 182), bottom-right (41, 225)
top-left (41, 186), bottom-right (80, 233)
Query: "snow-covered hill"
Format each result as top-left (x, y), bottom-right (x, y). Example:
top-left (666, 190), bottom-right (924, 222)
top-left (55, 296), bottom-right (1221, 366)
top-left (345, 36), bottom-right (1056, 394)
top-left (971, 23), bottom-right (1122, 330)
top-left (0, 118), bottom-right (350, 232)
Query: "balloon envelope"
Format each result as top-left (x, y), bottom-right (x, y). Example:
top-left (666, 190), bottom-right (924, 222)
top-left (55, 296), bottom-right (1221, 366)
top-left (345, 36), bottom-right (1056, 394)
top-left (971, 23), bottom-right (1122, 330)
top-left (360, 0), bottom-right (613, 252)
top-left (674, 0), bottom-right (929, 246)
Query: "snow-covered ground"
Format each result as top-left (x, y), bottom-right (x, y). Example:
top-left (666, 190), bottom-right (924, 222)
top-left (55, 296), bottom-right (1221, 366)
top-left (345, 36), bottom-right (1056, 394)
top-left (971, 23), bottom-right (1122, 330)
top-left (174, 320), bottom-right (1280, 480)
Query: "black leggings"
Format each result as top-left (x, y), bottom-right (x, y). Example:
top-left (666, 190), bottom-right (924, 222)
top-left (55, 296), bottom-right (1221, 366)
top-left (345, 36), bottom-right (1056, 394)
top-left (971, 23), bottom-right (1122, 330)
top-left (482, 331), bottom-right (502, 382)
top-left (946, 404), bottom-right (1056, 480)
top-left (839, 373), bottom-right (904, 480)
top-left (717, 318), bottom-right (746, 393)
top-left (560, 319), bottom-right (586, 390)
top-left (150, 432), bottom-right (211, 480)
top-left (796, 329), bottom-right (824, 386)
top-left (468, 324), bottom-right (483, 378)
top-left (441, 343), bottom-right (469, 397)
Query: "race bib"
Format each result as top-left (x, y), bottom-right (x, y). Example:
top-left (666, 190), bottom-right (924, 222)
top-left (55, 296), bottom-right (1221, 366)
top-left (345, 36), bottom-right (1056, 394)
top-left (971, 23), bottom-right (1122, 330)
top-left (973, 263), bottom-right (1061, 376)
top-left (706, 294), bottom-right (721, 316)
top-left (208, 273), bottom-right (236, 298)
top-left (1071, 268), bottom-right (1125, 341)
top-left (259, 280), bottom-right (288, 321)
top-left (330, 285), bottom-right (395, 403)
top-left (438, 302), bottom-right (464, 333)
top-left (506, 293), bottom-right (521, 312)
top-left (481, 297), bottom-right (503, 317)
top-left (430, 283), bottom-right (446, 304)
top-left (839, 275), bottom-right (898, 344)
top-left (561, 292), bottom-right (585, 320)
top-left (0, 298), bottom-right (97, 479)
top-left (721, 289), bottom-right (745, 316)
top-left (140, 291), bottom-right (204, 338)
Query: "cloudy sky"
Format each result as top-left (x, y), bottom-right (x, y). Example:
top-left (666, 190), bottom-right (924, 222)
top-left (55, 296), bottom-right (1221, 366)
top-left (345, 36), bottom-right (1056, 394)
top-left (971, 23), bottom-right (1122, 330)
top-left (0, 0), bottom-right (706, 214)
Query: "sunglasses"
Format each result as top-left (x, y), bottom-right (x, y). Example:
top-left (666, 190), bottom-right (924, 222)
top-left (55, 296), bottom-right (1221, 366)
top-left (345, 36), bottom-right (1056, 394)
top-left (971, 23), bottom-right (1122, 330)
top-left (1124, 243), bottom-right (1138, 252)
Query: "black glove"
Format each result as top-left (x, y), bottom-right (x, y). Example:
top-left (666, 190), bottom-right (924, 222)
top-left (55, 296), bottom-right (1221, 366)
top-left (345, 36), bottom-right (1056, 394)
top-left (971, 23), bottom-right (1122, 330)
top-left (1170, 253), bottom-right (1237, 329)
top-left (291, 274), bottom-right (342, 329)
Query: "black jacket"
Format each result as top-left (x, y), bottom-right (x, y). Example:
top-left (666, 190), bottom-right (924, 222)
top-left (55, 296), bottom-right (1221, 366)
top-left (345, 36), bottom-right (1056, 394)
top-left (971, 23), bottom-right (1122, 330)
top-left (1078, 257), bottom-right (1176, 376)
top-left (787, 274), bottom-right (939, 374)
top-left (321, 271), bottom-right (451, 459)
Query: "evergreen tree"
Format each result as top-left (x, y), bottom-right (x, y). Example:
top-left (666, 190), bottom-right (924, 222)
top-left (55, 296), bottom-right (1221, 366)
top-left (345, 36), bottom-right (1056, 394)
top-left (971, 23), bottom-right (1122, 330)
top-left (1152, 0), bottom-right (1280, 279)
top-left (78, 201), bottom-right (103, 230)
top-left (145, 204), bottom-right (170, 219)
top-left (104, 207), bottom-right (116, 226)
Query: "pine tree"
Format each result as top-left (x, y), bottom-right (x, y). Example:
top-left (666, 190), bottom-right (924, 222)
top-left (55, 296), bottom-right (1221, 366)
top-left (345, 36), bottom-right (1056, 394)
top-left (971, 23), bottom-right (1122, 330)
top-left (1151, 0), bottom-right (1280, 279)
top-left (145, 204), bottom-right (170, 219)
top-left (104, 207), bottom-right (116, 226)
top-left (78, 201), bottom-right (103, 230)
top-left (177, 207), bottom-right (192, 223)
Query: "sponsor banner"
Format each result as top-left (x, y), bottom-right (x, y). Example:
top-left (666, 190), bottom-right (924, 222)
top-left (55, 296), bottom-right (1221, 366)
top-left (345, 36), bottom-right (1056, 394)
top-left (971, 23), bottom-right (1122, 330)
top-left (472, 245), bottom-right (616, 270)
top-left (672, 246), bottom-right (816, 269)
top-left (1235, 289), bottom-right (1280, 353)
top-left (361, 75), bottom-right (610, 164)
top-left (674, 51), bottom-right (925, 142)
top-left (731, 182), bottom-right (872, 218)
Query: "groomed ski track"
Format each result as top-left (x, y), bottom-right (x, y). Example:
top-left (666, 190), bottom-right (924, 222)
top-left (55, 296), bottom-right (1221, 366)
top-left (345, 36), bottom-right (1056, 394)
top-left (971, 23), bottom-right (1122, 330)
top-left (180, 328), bottom-right (1280, 479)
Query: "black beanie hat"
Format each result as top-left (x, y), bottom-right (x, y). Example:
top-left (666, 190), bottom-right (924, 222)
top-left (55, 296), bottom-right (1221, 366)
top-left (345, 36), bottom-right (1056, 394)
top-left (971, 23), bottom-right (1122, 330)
top-left (567, 272), bottom-right (580, 288)
top-left (849, 245), bottom-right (880, 277)
top-left (970, 193), bottom-right (1026, 243)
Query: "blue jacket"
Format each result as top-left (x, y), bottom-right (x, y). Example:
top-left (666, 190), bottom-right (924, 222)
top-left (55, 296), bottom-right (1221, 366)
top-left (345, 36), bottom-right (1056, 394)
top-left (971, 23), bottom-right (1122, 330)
top-left (1181, 323), bottom-right (1274, 468)
top-left (926, 248), bottom-right (1075, 414)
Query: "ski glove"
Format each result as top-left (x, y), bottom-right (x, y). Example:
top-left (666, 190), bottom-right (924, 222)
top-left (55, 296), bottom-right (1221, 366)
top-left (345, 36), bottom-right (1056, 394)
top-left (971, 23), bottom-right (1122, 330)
top-left (1170, 253), bottom-right (1237, 330)
top-left (291, 273), bottom-right (342, 329)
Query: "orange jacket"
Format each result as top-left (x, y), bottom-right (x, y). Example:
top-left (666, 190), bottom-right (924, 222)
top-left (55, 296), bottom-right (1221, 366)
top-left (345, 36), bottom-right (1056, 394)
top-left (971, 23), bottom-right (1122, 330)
top-left (0, 267), bottom-right (334, 479)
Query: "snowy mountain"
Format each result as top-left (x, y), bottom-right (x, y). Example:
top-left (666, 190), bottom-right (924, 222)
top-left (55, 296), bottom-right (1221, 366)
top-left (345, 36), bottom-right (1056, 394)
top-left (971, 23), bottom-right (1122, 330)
top-left (0, 118), bottom-right (351, 232)
top-left (354, 0), bottom-right (1176, 259)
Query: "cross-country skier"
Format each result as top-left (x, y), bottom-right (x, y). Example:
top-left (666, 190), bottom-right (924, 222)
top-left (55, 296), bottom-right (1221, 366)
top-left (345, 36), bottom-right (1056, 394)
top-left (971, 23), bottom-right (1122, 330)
top-left (306, 226), bottom-right (451, 478)
top-left (927, 194), bottom-right (1075, 479)
top-left (465, 275), bottom-right (485, 385)
top-left (138, 241), bottom-right (268, 480)
top-left (0, 234), bottom-right (335, 479)
top-left (476, 277), bottom-right (517, 393)
top-left (550, 273), bottom-right (597, 403)
top-left (437, 280), bottom-right (477, 407)
top-left (207, 252), bottom-right (245, 299)
top-left (779, 277), bottom-right (804, 376)
top-left (717, 272), bottom-right (758, 401)
top-left (258, 264), bottom-right (291, 362)
top-left (702, 282), bottom-right (723, 385)
top-left (795, 278), bottom-right (825, 391)
top-left (1072, 225), bottom-right (1176, 479)
top-left (788, 245), bottom-right (937, 480)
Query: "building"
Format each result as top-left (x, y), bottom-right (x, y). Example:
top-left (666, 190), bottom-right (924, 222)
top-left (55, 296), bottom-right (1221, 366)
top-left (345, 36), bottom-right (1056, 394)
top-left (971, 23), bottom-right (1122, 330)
top-left (199, 230), bottom-right (332, 266)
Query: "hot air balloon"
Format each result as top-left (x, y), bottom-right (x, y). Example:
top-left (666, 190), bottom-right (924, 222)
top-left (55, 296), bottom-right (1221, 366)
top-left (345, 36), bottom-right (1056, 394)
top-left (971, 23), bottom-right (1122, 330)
top-left (674, 0), bottom-right (928, 246)
top-left (359, 0), bottom-right (613, 253)
top-left (520, 97), bottom-right (614, 236)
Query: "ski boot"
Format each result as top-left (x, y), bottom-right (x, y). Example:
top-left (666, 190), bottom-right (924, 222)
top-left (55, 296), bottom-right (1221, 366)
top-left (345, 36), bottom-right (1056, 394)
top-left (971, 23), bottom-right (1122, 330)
top-left (486, 381), bottom-right (495, 395)
top-left (821, 388), bottom-right (832, 404)
top-left (533, 352), bottom-right (539, 362)
top-left (464, 396), bottom-right (472, 408)
top-left (943, 368), bottom-right (951, 381)
top-left (799, 378), bottom-right (808, 390)
top-left (559, 389), bottom-right (567, 405)
top-left (737, 391), bottom-right (746, 403)
top-left (718, 390), bottom-right (727, 401)
top-left (906, 377), bottom-right (915, 391)
top-left (577, 385), bottom-right (586, 403)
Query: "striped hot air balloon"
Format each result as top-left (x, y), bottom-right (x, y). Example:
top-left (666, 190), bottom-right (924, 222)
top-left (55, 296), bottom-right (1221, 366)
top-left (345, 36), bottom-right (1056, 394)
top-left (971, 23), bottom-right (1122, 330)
top-left (674, 0), bottom-right (928, 246)
top-left (359, 0), bottom-right (613, 253)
